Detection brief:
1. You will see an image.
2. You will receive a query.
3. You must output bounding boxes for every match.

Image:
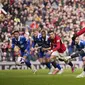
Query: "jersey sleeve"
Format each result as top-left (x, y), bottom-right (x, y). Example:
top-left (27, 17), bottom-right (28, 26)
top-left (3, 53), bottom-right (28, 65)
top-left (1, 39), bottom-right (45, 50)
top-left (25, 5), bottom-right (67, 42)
top-left (12, 38), bottom-right (15, 49)
top-left (31, 37), bottom-right (36, 48)
top-left (76, 27), bottom-right (85, 37)
top-left (81, 40), bottom-right (85, 46)
top-left (71, 41), bottom-right (75, 47)
top-left (52, 36), bottom-right (61, 52)
top-left (26, 40), bottom-right (30, 51)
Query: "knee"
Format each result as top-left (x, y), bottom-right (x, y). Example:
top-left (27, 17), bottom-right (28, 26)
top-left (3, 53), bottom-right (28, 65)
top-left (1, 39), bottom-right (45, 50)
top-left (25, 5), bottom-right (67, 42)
top-left (46, 58), bottom-right (50, 62)
top-left (39, 58), bottom-right (43, 63)
top-left (50, 56), bottom-right (56, 62)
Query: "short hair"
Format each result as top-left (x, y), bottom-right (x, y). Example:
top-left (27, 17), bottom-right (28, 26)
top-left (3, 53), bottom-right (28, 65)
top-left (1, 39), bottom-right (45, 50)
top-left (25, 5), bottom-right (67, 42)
top-left (11, 31), bottom-right (14, 34)
top-left (48, 30), bottom-right (54, 34)
top-left (13, 30), bottom-right (19, 33)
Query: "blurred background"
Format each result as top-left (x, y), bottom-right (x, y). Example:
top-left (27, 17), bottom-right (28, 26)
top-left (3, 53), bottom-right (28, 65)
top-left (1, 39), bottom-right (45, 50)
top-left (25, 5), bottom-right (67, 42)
top-left (0, 0), bottom-right (85, 62)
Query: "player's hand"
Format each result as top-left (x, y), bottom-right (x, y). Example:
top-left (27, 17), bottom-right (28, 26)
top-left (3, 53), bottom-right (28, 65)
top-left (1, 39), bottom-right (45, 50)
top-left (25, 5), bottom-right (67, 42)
top-left (42, 48), bottom-right (47, 51)
top-left (30, 48), bottom-right (35, 51)
top-left (34, 47), bottom-right (38, 51)
top-left (72, 34), bottom-right (77, 41)
top-left (47, 51), bottom-right (53, 55)
top-left (25, 50), bottom-right (28, 53)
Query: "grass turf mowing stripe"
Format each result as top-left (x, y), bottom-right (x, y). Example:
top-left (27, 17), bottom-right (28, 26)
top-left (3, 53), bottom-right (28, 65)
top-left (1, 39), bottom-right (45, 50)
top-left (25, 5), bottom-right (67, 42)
top-left (0, 69), bottom-right (85, 85)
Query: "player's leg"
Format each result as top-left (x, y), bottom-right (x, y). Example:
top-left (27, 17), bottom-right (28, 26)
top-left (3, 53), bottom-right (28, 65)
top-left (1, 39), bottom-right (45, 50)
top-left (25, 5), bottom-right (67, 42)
top-left (38, 51), bottom-right (52, 70)
top-left (45, 53), bottom-right (52, 69)
top-left (23, 53), bottom-right (37, 74)
top-left (44, 54), bottom-right (54, 74)
top-left (65, 60), bottom-right (74, 73)
top-left (49, 51), bottom-right (62, 75)
top-left (38, 51), bottom-right (46, 66)
top-left (45, 51), bottom-right (63, 74)
top-left (68, 61), bottom-right (74, 73)
top-left (59, 51), bottom-right (74, 73)
top-left (39, 51), bottom-right (53, 73)
top-left (70, 48), bottom-right (85, 59)
top-left (20, 50), bottom-right (25, 57)
top-left (77, 56), bottom-right (85, 78)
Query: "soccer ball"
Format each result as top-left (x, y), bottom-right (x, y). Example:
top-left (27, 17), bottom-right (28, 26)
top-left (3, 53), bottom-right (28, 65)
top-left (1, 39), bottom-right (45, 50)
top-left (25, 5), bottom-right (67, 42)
top-left (16, 56), bottom-right (24, 65)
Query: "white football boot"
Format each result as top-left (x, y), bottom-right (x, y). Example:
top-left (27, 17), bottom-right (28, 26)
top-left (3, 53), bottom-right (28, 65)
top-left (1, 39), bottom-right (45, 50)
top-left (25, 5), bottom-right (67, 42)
top-left (76, 72), bottom-right (85, 78)
top-left (48, 67), bottom-right (54, 74)
top-left (57, 69), bottom-right (64, 74)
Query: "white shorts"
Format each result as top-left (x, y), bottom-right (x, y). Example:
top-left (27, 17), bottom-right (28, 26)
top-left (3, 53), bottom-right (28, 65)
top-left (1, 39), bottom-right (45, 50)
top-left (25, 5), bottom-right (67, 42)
top-left (51, 50), bottom-right (67, 60)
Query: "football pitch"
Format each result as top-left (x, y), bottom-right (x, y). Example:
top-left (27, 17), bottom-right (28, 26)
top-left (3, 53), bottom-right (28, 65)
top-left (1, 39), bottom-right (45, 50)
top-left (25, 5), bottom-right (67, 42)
top-left (0, 69), bottom-right (85, 85)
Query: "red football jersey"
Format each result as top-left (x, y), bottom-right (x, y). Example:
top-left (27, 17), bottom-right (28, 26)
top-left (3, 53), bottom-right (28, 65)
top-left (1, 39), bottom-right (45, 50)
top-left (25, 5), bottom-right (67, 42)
top-left (76, 27), bottom-right (85, 37)
top-left (49, 34), bottom-right (66, 53)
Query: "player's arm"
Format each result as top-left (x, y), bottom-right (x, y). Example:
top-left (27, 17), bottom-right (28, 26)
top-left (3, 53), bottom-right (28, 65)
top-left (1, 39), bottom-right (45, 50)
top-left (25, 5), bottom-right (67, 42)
top-left (76, 27), bottom-right (85, 37)
top-left (25, 40), bottom-right (30, 52)
top-left (52, 38), bottom-right (61, 52)
top-left (12, 38), bottom-right (15, 49)
top-left (47, 39), bottom-right (61, 55)
top-left (80, 40), bottom-right (85, 46)
top-left (72, 27), bottom-right (85, 41)
top-left (31, 36), bottom-right (36, 48)
top-left (71, 40), bottom-right (75, 47)
top-left (42, 47), bottom-right (51, 51)
top-left (23, 37), bottom-right (28, 52)
top-left (30, 37), bottom-right (37, 52)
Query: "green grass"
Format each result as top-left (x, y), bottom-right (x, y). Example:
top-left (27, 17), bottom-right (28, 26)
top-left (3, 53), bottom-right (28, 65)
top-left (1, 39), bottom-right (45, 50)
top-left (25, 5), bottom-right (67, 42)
top-left (0, 69), bottom-right (85, 85)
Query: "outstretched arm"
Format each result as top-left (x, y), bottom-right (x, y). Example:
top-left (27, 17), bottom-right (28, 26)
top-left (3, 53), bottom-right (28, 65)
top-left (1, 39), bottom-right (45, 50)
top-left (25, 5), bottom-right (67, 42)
top-left (76, 27), bottom-right (85, 37)
top-left (72, 26), bottom-right (85, 41)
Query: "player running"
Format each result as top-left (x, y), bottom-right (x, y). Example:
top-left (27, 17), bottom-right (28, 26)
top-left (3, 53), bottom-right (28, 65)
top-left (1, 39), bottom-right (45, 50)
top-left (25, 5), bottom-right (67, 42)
top-left (72, 37), bottom-right (85, 78)
top-left (39, 30), bottom-right (63, 74)
top-left (32, 29), bottom-right (63, 74)
top-left (12, 30), bottom-right (37, 73)
top-left (47, 30), bottom-right (74, 74)
top-left (69, 24), bottom-right (85, 78)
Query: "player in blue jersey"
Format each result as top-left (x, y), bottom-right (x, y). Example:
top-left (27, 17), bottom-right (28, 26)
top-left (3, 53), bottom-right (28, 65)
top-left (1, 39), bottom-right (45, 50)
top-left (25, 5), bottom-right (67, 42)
top-left (12, 30), bottom-right (37, 73)
top-left (71, 37), bottom-right (85, 78)
top-left (12, 30), bottom-right (27, 57)
top-left (31, 29), bottom-right (63, 74)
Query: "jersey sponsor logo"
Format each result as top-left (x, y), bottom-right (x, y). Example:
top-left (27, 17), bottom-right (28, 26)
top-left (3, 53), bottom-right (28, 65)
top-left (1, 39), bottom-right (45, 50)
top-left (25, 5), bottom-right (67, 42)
top-left (57, 40), bottom-right (60, 42)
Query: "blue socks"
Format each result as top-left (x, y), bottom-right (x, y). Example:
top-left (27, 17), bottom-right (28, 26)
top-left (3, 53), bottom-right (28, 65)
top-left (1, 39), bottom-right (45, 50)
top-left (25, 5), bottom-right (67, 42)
top-left (56, 64), bottom-right (61, 70)
top-left (51, 61), bottom-right (61, 70)
top-left (41, 62), bottom-right (61, 70)
top-left (45, 62), bottom-right (51, 69)
top-left (41, 62), bottom-right (51, 69)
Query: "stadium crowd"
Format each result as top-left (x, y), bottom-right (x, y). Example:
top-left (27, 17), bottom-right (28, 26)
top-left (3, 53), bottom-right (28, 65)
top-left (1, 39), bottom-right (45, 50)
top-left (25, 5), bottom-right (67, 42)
top-left (0, 0), bottom-right (85, 61)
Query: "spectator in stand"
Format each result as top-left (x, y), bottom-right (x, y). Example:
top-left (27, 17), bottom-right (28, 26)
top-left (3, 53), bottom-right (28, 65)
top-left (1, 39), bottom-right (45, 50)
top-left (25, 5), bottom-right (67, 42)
top-left (0, 0), bottom-right (85, 61)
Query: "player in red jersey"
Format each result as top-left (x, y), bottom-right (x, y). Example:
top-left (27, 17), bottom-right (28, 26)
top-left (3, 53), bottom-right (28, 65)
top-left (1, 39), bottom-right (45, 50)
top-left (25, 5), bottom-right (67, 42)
top-left (71, 24), bottom-right (85, 78)
top-left (72, 23), bottom-right (85, 41)
top-left (70, 24), bottom-right (85, 59)
top-left (47, 30), bottom-right (74, 74)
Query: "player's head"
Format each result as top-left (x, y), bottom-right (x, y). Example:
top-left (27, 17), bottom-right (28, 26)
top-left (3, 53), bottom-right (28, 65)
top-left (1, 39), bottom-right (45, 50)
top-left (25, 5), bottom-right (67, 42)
top-left (75, 37), bottom-right (80, 44)
top-left (41, 30), bottom-right (46, 38)
top-left (14, 30), bottom-right (19, 39)
top-left (48, 30), bottom-right (55, 39)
